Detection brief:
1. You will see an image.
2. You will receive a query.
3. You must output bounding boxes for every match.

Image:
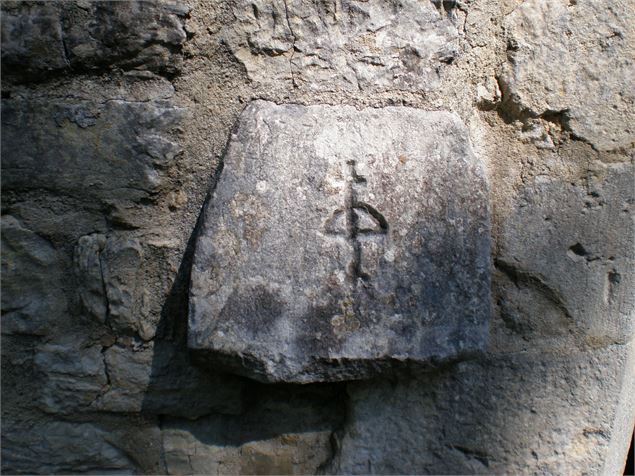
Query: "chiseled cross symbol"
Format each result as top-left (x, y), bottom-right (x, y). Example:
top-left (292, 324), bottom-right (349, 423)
top-left (324, 160), bottom-right (388, 284)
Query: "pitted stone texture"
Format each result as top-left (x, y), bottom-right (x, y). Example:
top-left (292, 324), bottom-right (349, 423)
top-left (189, 101), bottom-right (490, 383)
top-left (225, 0), bottom-right (459, 92)
top-left (500, 0), bottom-right (635, 151)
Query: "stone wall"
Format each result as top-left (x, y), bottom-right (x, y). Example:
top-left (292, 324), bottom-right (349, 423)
top-left (1, 0), bottom-right (633, 474)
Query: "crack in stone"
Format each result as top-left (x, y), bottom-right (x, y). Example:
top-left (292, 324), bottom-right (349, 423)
top-left (97, 248), bottom-right (111, 328)
top-left (282, 0), bottom-right (298, 87)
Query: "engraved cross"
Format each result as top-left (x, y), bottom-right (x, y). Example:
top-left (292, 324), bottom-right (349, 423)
top-left (324, 160), bottom-right (388, 283)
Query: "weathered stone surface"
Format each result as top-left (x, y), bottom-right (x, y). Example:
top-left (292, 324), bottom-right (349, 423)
top-left (500, 0), bottom-right (635, 151)
top-left (330, 342), bottom-right (635, 475)
top-left (94, 342), bottom-right (244, 417)
top-left (1, 95), bottom-right (184, 224)
top-left (1, 420), bottom-right (134, 474)
top-left (33, 337), bottom-right (243, 418)
top-left (74, 234), bottom-right (109, 325)
top-left (1, 215), bottom-right (67, 336)
top-left (164, 424), bottom-right (332, 475)
top-left (75, 233), bottom-right (147, 336)
top-left (3, 0), bottom-right (634, 473)
top-left (1, 0), bottom-right (188, 81)
top-left (497, 163), bottom-right (634, 347)
top-left (189, 100), bottom-right (490, 383)
top-left (225, 0), bottom-right (459, 91)
top-left (34, 342), bottom-right (107, 414)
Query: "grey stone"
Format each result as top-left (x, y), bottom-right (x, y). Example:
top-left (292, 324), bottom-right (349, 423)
top-left (1, 420), bottom-right (134, 474)
top-left (497, 163), bottom-right (634, 347)
top-left (163, 423), bottom-right (332, 475)
top-left (1, 215), bottom-right (67, 336)
top-left (95, 342), bottom-right (244, 417)
top-left (162, 388), bottom-right (342, 475)
top-left (1, 0), bottom-right (188, 81)
top-left (102, 237), bottom-right (144, 334)
top-left (34, 337), bottom-right (243, 417)
top-left (3, 0), bottom-right (634, 472)
top-left (75, 234), bottom-right (147, 336)
top-left (225, 0), bottom-right (459, 92)
top-left (602, 340), bottom-right (635, 475)
top-left (34, 342), bottom-right (107, 414)
top-left (500, 0), bottom-right (635, 151)
top-left (1, 96), bottom-right (184, 224)
top-left (189, 100), bottom-right (490, 383)
top-left (331, 342), bottom-right (635, 475)
top-left (74, 234), bottom-right (109, 324)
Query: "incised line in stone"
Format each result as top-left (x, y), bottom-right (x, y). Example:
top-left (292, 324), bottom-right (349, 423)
top-left (325, 160), bottom-right (388, 284)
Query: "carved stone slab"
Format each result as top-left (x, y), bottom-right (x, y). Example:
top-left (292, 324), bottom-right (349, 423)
top-left (189, 101), bottom-right (490, 383)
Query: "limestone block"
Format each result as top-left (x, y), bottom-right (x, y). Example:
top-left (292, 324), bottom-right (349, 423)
top-left (1, 420), bottom-right (133, 474)
top-left (500, 0), bottom-right (635, 151)
top-left (34, 342), bottom-right (107, 414)
top-left (1, 216), bottom-right (67, 336)
top-left (225, 0), bottom-right (459, 91)
top-left (332, 343), bottom-right (635, 475)
top-left (1, 96), bottom-right (183, 222)
top-left (163, 426), bottom-right (332, 476)
top-left (189, 101), bottom-right (490, 383)
top-left (1, 0), bottom-right (188, 80)
top-left (497, 163), bottom-right (634, 346)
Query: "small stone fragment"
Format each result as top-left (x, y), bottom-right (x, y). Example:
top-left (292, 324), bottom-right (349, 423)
top-left (74, 233), bottom-right (146, 335)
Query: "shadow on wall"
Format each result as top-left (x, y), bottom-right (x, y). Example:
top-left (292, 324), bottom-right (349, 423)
top-left (139, 180), bottom-right (347, 475)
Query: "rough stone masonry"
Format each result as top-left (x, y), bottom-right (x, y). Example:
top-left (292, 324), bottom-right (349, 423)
top-left (1, 0), bottom-right (634, 474)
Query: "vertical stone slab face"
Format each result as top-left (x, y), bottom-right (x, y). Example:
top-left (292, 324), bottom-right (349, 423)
top-left (189, 101), bottom-right (490, 383)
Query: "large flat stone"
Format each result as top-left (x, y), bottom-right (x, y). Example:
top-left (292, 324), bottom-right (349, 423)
top-left (189, 100), bottom-right (490, 383)
top-left (332, 342), bottom-right (635, 475)
top-left (497, 164), bottom-right (635, 347)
